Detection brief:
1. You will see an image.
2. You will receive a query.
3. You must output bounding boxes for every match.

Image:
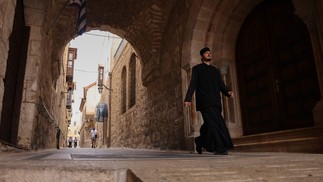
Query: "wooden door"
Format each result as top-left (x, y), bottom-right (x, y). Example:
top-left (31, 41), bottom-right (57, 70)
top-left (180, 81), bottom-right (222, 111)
top-left (236, 0), bottom-right (320, 135)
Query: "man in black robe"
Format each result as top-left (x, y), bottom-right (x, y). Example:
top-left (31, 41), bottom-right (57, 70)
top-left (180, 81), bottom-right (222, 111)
top-left (184, 47), bottom-right (234, 155)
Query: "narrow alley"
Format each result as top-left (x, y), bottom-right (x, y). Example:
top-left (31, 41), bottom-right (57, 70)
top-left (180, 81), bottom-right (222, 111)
top-left (1, 0), bottom-right (323, 181)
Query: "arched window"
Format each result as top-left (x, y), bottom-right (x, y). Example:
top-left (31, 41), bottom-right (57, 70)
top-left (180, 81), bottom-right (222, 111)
top-left (129, 53), bottom-right (136, 108)
top-left (121, 66), bottom-right (127, 113)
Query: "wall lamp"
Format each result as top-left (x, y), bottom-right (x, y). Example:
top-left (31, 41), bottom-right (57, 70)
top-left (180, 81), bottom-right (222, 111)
top-left (98, 65), bottom-right (113, 94)
top-left (98, 84), bottom-right (112, 93)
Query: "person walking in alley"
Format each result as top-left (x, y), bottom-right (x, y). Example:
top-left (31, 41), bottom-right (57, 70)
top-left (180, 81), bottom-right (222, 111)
top-left (74, 137), bottom-right (78, 148)
top-left (184, 47), bottom-right (234, 155)
top-left (68, 137), bottom-right (73, 148)
top-left (90, 128), bottom-right (97, 148)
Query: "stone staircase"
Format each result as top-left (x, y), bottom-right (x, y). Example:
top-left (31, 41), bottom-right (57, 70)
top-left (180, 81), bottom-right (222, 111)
top-left (232, 127), bottom-right (323, 153)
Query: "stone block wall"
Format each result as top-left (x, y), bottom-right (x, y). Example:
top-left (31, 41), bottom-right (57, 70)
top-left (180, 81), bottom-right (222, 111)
top-left (110, 43), bottom-right (149, 148)
top-left (0, 0), bottom-right (16, 123)
top-left (15, 0), bottom-right (69, 149)
top-left (28, 42), bottom-right (69, 149)
top-left (109, 0), bottom-right (190, 150)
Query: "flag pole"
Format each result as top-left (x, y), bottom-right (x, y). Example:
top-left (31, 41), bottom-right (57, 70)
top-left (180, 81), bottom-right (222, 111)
top-left (46, 0), bottom-right (70, 35)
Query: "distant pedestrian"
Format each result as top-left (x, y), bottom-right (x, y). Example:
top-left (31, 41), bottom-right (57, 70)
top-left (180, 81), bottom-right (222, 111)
top-left (68, 137), bottom-right (73, 148)
top-left (56, 129), bottom-right (61, 149)
top-left (74, 137), bottom-right (78, 148)
top-left (184, 47), bottom-right (234, 155)
top-left (90, 128), bottom-right (97, 148)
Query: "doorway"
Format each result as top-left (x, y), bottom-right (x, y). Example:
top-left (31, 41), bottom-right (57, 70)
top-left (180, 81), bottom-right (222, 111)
top-left (0, 1), bottom-right (29, 144)
top-left (236, 0), bottom-right (321, 135)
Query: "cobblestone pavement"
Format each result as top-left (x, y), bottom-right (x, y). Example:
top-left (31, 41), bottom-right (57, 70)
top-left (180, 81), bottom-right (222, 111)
top-left (0, 148), bottom-right (323, 182)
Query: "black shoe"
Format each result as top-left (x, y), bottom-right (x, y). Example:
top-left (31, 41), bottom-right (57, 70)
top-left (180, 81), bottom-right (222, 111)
top-left (214, 151), bottom-right (228, 155)
top-left (196, 146), bottom-right (202, 154)
top-left (195, 138), bottom-right (202, 154)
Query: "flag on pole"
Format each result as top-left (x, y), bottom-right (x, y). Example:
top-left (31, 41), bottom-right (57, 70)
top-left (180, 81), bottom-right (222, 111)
top-left (69, 0), bottom-right (86, 35)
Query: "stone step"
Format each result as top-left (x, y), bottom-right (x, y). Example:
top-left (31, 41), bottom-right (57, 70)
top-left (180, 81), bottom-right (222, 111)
top-left (1, 148), bottom-right (323, 181)
top-left (1, 167), bottom-right (142, 182)
top-left (232, 127), bottom-right (323, 153)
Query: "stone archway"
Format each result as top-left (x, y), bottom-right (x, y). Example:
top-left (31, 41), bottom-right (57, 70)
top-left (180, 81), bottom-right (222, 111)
top-left (16, 0), bottom-right (189, 150)
top-left (48, 0), bottom-right (176, 87)
top-left (181, 0), bottom-right (323, 139)
top-left (181, 0), bottom-right (253, 140)
top-left (214, 0), bottom-right (323, 134)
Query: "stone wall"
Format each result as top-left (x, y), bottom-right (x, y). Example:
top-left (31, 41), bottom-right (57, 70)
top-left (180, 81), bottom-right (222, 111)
top-left (110, 43), bottom-right (149, 148)
top-left (16, 0), bottom-right (69, 149)
top-left (0, 0), bottom-right (16, 124)
top-left (139, 0), bottom-right (190, 150)
top-left (109, 0), bottom-right (190, 150)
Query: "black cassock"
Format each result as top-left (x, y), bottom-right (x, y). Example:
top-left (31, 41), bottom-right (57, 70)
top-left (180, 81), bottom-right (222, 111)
top-left (198, 107), bottom-right (233, 153)
top-left (185, 62), bottom-right (233, 153)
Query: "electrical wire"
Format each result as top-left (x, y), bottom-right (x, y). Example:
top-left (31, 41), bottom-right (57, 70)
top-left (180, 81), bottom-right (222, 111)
top-left (84, 32), bottom-right (121, 39)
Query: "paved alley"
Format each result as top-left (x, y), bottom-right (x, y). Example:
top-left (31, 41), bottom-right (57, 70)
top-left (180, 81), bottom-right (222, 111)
top-left (0, 148), bottom-right (323, 181)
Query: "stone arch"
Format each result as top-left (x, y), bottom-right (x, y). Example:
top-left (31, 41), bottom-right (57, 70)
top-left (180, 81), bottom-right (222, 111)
top-left (182, 0), bottom-right (322, 139)
top-left (182, 0), bottom-right (255, 138)
top-left (47, 0), bottom-right (175, 87)
top-left (211, 0), bottom-right (318, 62)
top-left (18, 0), bottom-right (181, 150)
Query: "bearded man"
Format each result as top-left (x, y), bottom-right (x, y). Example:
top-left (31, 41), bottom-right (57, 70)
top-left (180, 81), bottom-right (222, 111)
top-left (184, 47), bottom-right (234, 155)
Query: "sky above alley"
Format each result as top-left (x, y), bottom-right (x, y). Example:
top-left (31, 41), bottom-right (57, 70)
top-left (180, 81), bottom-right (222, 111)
top-left (69, 30), bottom-right (114, 124)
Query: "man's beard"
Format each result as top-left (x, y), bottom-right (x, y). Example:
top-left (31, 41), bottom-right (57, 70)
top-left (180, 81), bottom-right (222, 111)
top-left (204, 58), bottom-right (211, 62)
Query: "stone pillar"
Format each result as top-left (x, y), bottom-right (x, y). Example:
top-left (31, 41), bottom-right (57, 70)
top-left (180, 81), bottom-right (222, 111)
top-left (219, 64), bottom-right (232, 125)
top-left (16, 1), bottom-right (44, 149)
top-left (182, 63), bottom-right (201, 150)
top-left (218, 61), bottom-right (243, 138)
top-left (96, 121), bottom-right (104, 148)
top-left (16, 28), bottom-right (41, 148)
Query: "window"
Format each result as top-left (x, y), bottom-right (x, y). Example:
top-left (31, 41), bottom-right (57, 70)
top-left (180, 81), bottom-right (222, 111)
top-left (68, 53), bottom-right (74, 60)
top-left (121, 67), bottom-right (127, 113)
top-left (68, 60), bottom-right (73, 68)
top-left (129, 54), bottom-right (136, 108)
